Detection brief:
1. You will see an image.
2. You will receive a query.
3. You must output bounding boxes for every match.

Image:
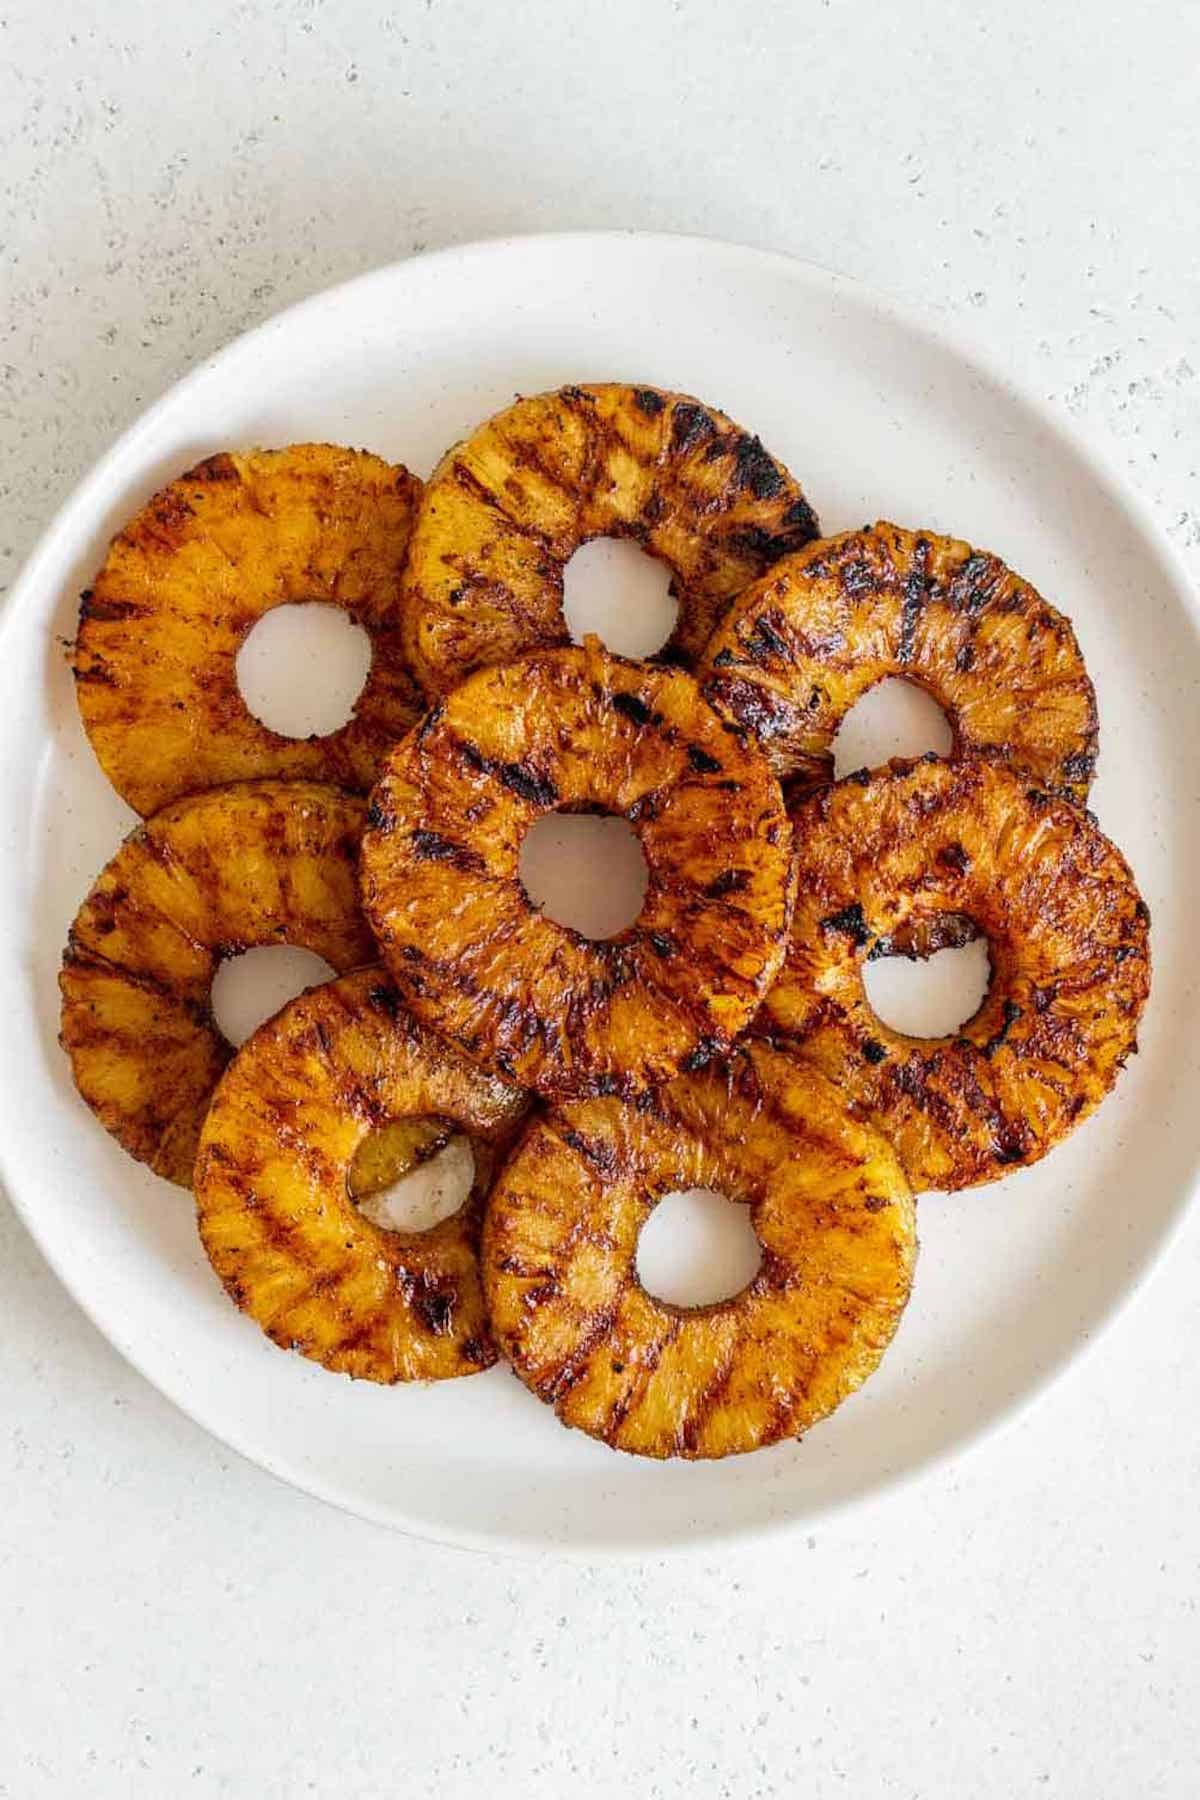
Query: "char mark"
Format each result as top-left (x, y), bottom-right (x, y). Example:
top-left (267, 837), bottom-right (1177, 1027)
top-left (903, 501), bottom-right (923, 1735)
top-left (820, 901), bottom-right (871, 947)
top-left (611, 691), bottom-right (652, 726)
top-left (686, 744), bottom-right (722, 774)
top-left (411, 828), bottom-right (486, 874)
top-left (670, 402), bottom-right (716, 453)
top-left (743, 613), bottom-right (790, 665)
top-left (732, 433), bottom-right (785, 500)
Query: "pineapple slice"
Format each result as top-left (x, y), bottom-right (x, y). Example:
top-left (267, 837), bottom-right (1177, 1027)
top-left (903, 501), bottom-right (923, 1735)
top-left (59, 780), bottom-right (373, 1185)
top-left (74, 445), bottom-right (423, 816)
top-left (483, 1041), bottom-right (915, 1459)
top-left (195, 969), bottom-right (526, 1383)
top-left (360, 641), bottom-right (795, 1100)
top-left (402, 383), bottom-right (819, 698)
top-left (762, 756), bottom-right (1150, 1192)
top-left (701, 521), bottom-right (1098, 803)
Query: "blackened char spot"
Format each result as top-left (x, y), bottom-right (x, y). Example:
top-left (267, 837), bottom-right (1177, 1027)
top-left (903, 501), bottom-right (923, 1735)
top-left (781, 495), bottom-right (820, 536)
top-left (367, 984), bottom-right (401, 1018)
top-left (744, 614), bottom-right (789, 664)
top-left (936, 841), bottom-right (970, 877)
top-left (820, 902), bottom-right (871, 947)
top-left (366, 800), bottom-right (395, 831)
top-left (898, 538), bottom-right (933, 663)
top-left (863, 1038), bottom-right (888, 1065)
top-left (411, 1282), bottom-right (456, 1336)
top-left (460, 739), bottom-right (559, 809)
top-left (417, 703), bottom-right (445, 742)
top-left (732, 434), bottom-right (785, 500)
top-left (561, 1128), bottom-right (619, 1179)
top-left (982, 999), bottom-right (1021, 1058)
top-left (411, 828), bottom-right (485, 874)
top-left (79, 591), bottom-right (143, 624)
top-left (729, 526), bottom-right (799, 561)
top-left (633, 387), bottom-right (665, 416)
top-left (648, 932), bottom-right (677, 957)
top-left (670, 402), bottom-right (715, 453)
top-left (706, 868), bottom-right (749, 898)
top-left (611, 691), bottom-right (652, 726)
top-left (1061, 750), bottom-right (1096, 785)
top-left (711, 647), bottom-right (734, 668)
top-left (993, 1132), bottom-right (1029, 1167)
top-left (681, 1037), bottom-right (722, 1072)
top-left (687, 744), bottom-right (722, 774)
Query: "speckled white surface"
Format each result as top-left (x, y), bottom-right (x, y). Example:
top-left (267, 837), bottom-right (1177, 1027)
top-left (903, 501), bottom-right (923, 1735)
top-left (3, 2), bottom-right (1199, 1794)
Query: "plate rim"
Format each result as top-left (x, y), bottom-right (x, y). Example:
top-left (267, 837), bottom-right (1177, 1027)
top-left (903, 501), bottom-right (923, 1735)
top-left (3, 228), bottom-right (1197, 1558)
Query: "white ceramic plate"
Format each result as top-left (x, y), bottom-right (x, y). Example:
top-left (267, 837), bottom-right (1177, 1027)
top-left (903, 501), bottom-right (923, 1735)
top-left (3, 233), bottom-right (1197, 1556)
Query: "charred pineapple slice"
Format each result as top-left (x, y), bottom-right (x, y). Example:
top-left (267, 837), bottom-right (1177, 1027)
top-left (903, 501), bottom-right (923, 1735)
top-left (74, 445), bottom-right (423, 816)
top-left (762, 756), bottom-right (1150, 1192)
top-left (701, 522), bottom-right (1098, 803)
top-left (360, 640), bottom-right (796, 1100)
top-left (483, 1041), bottom-right (915, 1459)
top-left (402, 383), bottom-right (819, 698)
top-left (59, 780), bottom-right (373, 1186)
top-left (195, 969), bottom-right (526, 1383)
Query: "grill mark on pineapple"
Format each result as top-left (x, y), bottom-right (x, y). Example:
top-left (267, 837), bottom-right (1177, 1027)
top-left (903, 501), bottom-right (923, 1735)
top-left (679, 1336), bottom-right (742, 1455)
top-left (543, 1302), bottom-right (622, 1408)
top-left (440, 725), bottom-right (560, 810)
top-left (449, 458), bottom-right (557, 548)
top-left (599, 1315), bottom-right (681, 1445)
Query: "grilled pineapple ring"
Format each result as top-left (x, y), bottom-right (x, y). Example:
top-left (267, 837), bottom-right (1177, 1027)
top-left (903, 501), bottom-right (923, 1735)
top-left (483, 1042), bottom-right (916, 1459)
top-left (701, 522), bottom-right (1098, 802)
top-left (59, 781), bottom-right (373, 1186)
top-left (74, 445), bottom-right (423, 816)
top-left (763, 757), bottom-right (1151, 1193)
top-left (360, 642), bottom-right (796, 1100)
top-left (195, 969), bottom-right (526, 1383)
top-left (402, 383), bottom-right (819, 698)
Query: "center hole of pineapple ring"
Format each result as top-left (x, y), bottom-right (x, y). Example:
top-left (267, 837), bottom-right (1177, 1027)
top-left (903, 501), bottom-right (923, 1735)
top-left (236, 603), bottom-right (372, 738)
top-left (562, 538), bottom-right (678, 658)
top-left (637, 1188), bottom-right (762, 1308)
top-left (519, 812), bottom-right (648, 940)
top-left (833, 677), bottom-right (953, 778)
top-left (349, 1118), bottom-right (475, 1234)
top-left (863, 932), bottom-right (991, 1038)
top-left (211, 945), bottom-right (337, 1047)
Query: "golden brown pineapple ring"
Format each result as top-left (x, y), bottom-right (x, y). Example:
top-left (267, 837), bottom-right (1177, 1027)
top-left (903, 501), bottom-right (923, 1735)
top-left (195, 969), bottom-right (526, 1383)
top-left (701, 522), bottom-right (1099, 802)
top-left (402, 382), bottom-right (820, 698)
top-left (59, 781), bottom-right (373, 1186)
top-left (74, 444), bottom-right (423, 816)
top-left (763, 756), bottom-right (1150, 1193)
top-left (360, 641), bottom-right (796, 1100)
top-left (483, 1042), bottom-right (916, 1459)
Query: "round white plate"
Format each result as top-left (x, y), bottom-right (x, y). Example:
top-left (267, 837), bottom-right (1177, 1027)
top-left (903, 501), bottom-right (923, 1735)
top-left (3, 233), bottom-right (1197, 1556)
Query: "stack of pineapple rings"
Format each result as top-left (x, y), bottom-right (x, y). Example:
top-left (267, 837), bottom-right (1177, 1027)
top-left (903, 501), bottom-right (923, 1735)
top-left (60, 384), bottom-right (1150, 1461)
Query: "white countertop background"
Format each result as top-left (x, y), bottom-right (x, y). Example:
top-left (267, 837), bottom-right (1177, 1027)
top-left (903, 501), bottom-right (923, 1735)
top-left (3, 2), bottom-right (1198, 1793)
